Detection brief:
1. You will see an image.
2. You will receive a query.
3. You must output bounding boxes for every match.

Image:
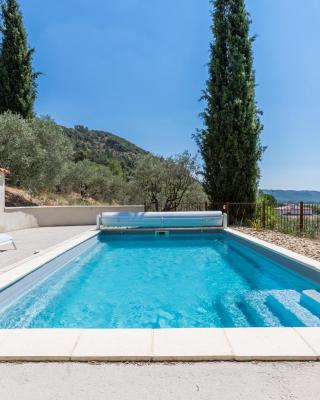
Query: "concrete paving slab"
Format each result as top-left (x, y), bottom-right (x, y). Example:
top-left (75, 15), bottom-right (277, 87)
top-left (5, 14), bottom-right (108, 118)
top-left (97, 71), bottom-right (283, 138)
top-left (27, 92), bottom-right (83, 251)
top-left (152, 328), bottom-right (233, 361)
top-left (0, 329), bottom-right (82, 361)
top-left (225, 327), bottom-right (317, 360)
top-left (72, 329), bottom-right (153, 361)
top-left (0, 226), bottom-right (94, 271)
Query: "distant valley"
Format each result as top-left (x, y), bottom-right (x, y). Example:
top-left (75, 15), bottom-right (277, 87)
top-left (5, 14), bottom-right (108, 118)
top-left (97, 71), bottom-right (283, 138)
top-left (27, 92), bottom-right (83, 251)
top-left (262, 190), bottom-right (320, 203)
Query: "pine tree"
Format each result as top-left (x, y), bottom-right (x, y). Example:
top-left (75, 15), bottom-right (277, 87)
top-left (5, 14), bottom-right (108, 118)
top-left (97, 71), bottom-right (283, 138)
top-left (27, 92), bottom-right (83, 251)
top-left (197, 0), bottom-right (263, 204)
top-left (0, 0), bottom-right (38, 118)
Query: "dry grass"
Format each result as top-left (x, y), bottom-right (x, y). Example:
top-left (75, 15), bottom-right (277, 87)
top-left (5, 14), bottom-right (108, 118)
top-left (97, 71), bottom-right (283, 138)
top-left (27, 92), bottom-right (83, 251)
top-left (5, 186), bottom-right (102, 207)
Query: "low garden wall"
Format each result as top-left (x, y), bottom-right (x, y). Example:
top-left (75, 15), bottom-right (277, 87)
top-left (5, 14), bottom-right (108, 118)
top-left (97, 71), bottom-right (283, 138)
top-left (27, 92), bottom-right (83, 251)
top-left (3, 205), bottom-right (144, 231)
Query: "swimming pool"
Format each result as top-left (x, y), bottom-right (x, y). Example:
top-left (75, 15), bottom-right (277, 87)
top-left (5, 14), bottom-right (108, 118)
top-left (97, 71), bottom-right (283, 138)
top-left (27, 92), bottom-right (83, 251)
top-left (0, 230), bottom-right (319, 329)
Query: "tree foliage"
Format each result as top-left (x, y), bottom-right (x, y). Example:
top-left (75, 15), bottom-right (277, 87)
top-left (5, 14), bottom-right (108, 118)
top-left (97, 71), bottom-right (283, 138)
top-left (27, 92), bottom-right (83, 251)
top-left (0, 111), bottom-right (35, 185)
top-left (196, 0), bottom-right (263, 204)
top-left (28, 117), bottom-right (74, 191)
top-left (257, 190), bottom-right (277, 206)
top-left (64, 125), bottom-right (147, 172)
top-left (130, 152), bottom-right (206, 211)
top-left (0, 0), bottom-right (38, 118)
top-left (0, 112), bottom-right (206, 206)
top-left (61, 160), bottom-right (128, 205)
top-left (0, 112), bottom-right (73, 192)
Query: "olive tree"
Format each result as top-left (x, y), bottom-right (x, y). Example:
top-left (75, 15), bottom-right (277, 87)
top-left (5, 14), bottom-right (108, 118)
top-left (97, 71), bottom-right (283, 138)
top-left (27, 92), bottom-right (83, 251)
top-left (0, 112), bottom-right (73, 192)
top-left (129, 151), bottom-right (206, 210)
top-left (29, 117), bottom-right (73, 191)
top-left (0, 111), bottom-right (37, 186)
top-left (61, 160), bottom-right (128, 204)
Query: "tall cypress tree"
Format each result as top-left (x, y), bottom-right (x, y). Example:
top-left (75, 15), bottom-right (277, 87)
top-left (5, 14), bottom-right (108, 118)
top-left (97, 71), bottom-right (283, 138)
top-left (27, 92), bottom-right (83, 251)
top-left (197, 0), bottom-right (263, 204)
top-left (0, 0), bottom-right (38, 118)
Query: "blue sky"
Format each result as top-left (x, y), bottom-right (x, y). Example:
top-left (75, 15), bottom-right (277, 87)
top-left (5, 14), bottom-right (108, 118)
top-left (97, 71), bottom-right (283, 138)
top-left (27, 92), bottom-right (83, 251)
top-left (19, 0), bottom-right (320, 190)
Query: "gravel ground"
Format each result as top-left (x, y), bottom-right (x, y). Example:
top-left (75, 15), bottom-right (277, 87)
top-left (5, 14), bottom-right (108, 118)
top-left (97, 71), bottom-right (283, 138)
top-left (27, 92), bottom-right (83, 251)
top-left (0, 362), bottom-right (319, 400)
top-left (234, 227), bottom-right (320, 261)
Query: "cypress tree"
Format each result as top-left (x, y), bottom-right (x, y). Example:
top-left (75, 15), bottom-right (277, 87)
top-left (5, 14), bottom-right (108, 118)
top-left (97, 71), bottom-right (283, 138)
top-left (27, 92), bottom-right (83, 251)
top-left (197, 0), bottom-right (263, 204)
top-left (0, 0), bottom-right (38, 118)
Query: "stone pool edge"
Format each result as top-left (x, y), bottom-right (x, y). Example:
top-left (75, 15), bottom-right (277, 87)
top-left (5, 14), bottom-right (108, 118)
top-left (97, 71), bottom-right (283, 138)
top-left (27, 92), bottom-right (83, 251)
top-left (0, 229), bottom-right (99, 292)
top-left (0, 227), bottom-right (319, 362)
top-left (0, 327), bottom-right (318, 361)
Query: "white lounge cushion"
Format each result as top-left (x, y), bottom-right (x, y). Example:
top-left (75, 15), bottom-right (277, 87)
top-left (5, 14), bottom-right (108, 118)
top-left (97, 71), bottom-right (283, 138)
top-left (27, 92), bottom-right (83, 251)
top-left (0, 234), bottom-right (14, 245)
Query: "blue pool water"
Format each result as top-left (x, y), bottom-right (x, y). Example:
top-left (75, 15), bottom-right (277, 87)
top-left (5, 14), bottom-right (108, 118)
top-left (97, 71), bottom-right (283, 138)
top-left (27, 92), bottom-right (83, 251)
top-left (0, 232), bottom-right (319, 328)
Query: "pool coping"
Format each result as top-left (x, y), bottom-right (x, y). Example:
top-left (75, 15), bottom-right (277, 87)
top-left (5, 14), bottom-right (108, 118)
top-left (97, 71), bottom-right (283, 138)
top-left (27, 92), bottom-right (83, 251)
top-left (225, 228), bottom-right (320, 273)
top-left (0, 327), bottom-right (318, 361)
top-left (0, 227), bottom-right (319, 362)
top-left (0, 229), bottom-right (99, 292)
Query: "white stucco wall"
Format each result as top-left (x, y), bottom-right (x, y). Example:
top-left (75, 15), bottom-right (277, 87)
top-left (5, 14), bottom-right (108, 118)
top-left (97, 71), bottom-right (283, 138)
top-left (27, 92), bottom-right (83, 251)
top-left (0, 211), bottom-right (38, 232)
top-left (0, 175), bottom-right (5, 212)
top-left (4, 205), bottom-right (144, 229)
top-left (0, 172), bottom-right (144, 232)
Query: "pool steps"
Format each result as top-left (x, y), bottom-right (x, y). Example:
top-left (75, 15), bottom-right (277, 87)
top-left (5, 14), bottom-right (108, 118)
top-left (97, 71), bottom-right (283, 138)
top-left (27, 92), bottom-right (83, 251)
top-left (216, 290), bottom-right (320, 328)
top-left (242, 292), bottom-right (280, 327)
top-left (216, 293), bottom-right (250, 328)
top-left (270, 291), bottom-right (320, 327)
top-left (300, 290), bottom-right (320, 316)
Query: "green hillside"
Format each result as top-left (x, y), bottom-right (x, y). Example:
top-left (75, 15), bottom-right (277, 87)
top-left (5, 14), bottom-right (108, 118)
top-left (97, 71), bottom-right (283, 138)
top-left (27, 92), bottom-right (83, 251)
top-left (64, 125), bottom-right (148, 171)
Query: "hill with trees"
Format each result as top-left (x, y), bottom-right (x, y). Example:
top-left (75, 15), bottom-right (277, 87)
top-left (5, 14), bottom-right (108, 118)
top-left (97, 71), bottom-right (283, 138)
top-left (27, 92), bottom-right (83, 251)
top-left (64, 125), bottom-right (148, 172)
top-left (1, 111), bottom-right (206, 207)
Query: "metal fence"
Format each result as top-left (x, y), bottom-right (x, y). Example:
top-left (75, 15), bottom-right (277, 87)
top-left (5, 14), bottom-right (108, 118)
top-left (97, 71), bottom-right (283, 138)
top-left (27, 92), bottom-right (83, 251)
top-left (226, 202), bottom-right (320, 238)
top-left (145, 201), bottom-right (320, 239)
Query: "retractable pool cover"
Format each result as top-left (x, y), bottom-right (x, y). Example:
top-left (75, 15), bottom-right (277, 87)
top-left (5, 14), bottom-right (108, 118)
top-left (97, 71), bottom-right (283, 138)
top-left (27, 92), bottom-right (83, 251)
top-left (99, 211), bottom-right (224, 228)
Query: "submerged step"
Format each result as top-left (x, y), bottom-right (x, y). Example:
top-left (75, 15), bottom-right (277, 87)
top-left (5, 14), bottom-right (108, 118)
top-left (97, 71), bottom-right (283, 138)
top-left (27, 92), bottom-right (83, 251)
top-left (267, 290), bottom-right (320, 327)
top-left (242, 291), bottom-right (281, 327)
top-left (216, 293), bottom-right (251, 328)
top-left (300, 290), bottom-right (320, 318)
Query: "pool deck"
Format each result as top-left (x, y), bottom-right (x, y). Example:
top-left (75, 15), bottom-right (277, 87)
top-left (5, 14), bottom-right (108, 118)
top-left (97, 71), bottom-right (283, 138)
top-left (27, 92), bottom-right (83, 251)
top-left (0, 226), bottom-right (319, 362)
top-left (0, 225), bottom-right (95, 272)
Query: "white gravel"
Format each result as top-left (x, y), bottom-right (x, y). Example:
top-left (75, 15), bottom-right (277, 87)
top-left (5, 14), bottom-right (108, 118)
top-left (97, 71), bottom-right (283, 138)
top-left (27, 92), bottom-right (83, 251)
top-left (235, 227), bottom-right (320, 262)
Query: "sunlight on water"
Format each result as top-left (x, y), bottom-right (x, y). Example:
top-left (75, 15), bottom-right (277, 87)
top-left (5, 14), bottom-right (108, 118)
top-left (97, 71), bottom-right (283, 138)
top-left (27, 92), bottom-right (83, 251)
top-left (0, 233), bottom-right (319, 328)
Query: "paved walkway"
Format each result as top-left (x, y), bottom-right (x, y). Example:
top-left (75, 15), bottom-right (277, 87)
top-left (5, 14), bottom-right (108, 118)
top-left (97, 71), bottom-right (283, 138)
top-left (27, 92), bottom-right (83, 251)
top-left (0, 226), bottom-right (95, 272)
top-left (0, 362), bottom-right (319, 400)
